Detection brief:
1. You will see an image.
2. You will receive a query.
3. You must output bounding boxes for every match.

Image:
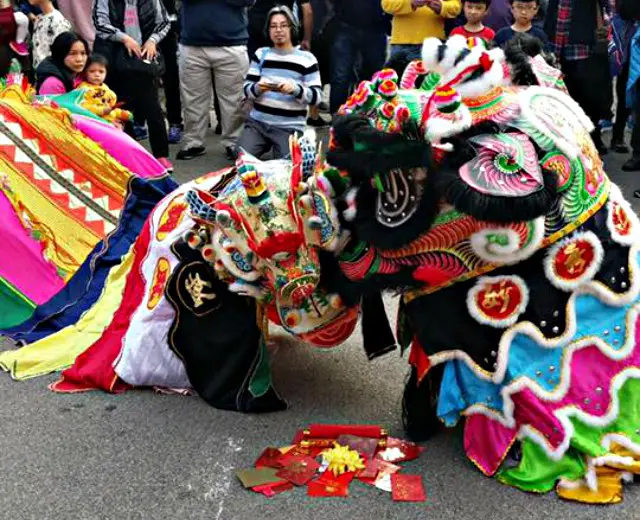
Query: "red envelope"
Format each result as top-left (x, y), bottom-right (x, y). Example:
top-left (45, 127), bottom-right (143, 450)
top-left (276, 456), bottom-right (320, 486)
top-left (356, 458), bottom-right (381, 481)
top-left (377, 438), bottom-right (424, 463)
top-left (307, 471), bottom-right (354, 497)
top-left (335, 435), bottom-right (379, 461)
top-left (278, 445), bottom-right (323, 463)
top-left (358, 460), bottom-right (400, 491)
top-left (255, 447), bottom-right (284, 469)
top-left (252, 481), bottom-right (294, 497)
top-left (391, 474), bottom-right (427, 502)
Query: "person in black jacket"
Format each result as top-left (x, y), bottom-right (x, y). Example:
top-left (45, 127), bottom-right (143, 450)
top-left (617, 0), bottom-right (640, 172)
top-left (329, 0), bottom-right (390, 114)
top-left (92, 0), bottom-right (173, 171)
top-left (160, 0), bottom-right (183, 144)
top-left (545, 0), bottom-right (612, 156)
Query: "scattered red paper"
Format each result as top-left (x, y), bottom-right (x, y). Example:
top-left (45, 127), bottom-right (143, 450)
top-left (255, 447), bottom-right (284, 469)
top-left (357, 458), bottom-right (381, 481)
top-left (391, 474), bottom-right (427, 502)
top-left (252, 481), bottom-right (294, 497)
top-left (279, 444), bottom-right (324, 460)
top-left (359, 460), bottom-right (401, 492)
top-left (377, 438), bottom-right (424, 464)
top-left (278, 447), bottom-right (316, 467)
top-left (247, 424), bottom-right (426, 502)
top-left (336, 434), bottom-right (379, 461)
top-left (307, 471), bottom-right (355, 498)
top-left (276, 456), bottom-right (320, 486)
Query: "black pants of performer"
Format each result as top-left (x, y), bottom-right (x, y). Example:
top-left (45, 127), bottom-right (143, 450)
top-left (562, 56), bottom-right (611, 148)
top-left (159, 26), bottom-right (182, 129)
top-left (631, 93), bottom-right (640, 158)
top-left (612, 60), bottom-right (640, 156)
top-left (613, 60), bottom-right (631, 145)
top-left (119, 74), bottom-right (169, 159)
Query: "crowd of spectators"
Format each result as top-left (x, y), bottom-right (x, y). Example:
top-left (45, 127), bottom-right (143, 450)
top-left (2, 0), bottom-right (639, 172)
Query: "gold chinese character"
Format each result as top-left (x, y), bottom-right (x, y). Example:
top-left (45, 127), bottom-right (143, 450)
top-left (185, 272), bottom-right (216, 308)
top-left (563, 243), bottom-right (586, 274)
top-left (482, 281), bottom-right (512, 313)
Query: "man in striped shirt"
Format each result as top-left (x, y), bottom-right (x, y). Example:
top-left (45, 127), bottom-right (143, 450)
top-left (237, 5), bottom-right (322, 159)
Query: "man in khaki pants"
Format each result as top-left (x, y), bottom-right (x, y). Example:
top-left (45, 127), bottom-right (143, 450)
top-left (177, 0), bottom-right (254, 161)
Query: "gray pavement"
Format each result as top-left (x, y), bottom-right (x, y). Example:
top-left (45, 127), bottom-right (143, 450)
top-left (1, 129), bottom-right (640, 520)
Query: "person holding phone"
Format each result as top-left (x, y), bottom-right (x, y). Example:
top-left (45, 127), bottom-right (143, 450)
top-left (237, 5), bottom-right (322, 159)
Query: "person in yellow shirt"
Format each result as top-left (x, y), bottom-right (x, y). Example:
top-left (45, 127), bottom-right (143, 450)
top-left (382, 0), bottom-right (462, 61)
top-left (76, 53), bottom-right (132, 128)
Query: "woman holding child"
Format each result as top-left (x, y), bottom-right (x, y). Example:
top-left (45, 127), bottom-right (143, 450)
top-left (36, 31), bottom-right (88, 94)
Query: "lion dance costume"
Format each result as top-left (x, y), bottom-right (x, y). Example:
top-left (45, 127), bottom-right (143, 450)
top-left (2, 35), bottom-right (640, 503)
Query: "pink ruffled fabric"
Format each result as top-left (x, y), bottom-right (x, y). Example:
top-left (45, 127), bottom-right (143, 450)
top-left (71, 115), bottom-right (167, 178)
top-left (463, 313), bottom-right (640, 475)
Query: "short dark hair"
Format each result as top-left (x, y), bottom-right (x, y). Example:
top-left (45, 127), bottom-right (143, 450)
top-left (50, 31), bottom-right (89, 68)
top-left (463, 0), bottom-right (491, 6)
top-left (87, 53), bottom-right (109, 70)
top-left (510, 0), bottom-right (541, 5)
top-left (264, 5), bottom-right (300, 44)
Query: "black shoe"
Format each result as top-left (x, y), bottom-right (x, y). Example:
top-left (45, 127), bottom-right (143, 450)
top-left (306, 115), bottom-right (329, 128)
top-left (622, 156), bottom-right (640, 172)
top-left (611, 140), bottom-right (630, 154)
top-left (176, 146), bottom-right (206, 160)
top-left (591, 130), bottom-right (607, 156)
top-left (225, 146), bottom-right (238, 161)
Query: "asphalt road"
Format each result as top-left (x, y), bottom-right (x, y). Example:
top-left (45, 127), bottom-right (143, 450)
top-left (1, 128), bottom-right (640, 520)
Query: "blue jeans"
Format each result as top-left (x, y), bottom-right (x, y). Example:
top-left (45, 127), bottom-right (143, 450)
top-left (388, 44), bottom-right (423, 62)
top-left (330, 22), bottom-right (387, 113)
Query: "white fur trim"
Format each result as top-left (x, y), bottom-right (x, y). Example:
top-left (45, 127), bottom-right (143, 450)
top-left (543, 231), bottom-right (604, 292)
top-left (591, 453), bottom-right (637, 468)
top-left (469, 364), bottom-right (640, 462)
top-left (422, 37), bottom-right (468, 74)
top-left (607, 183), bottom-right (640, 246)
top-left (425, 105), bottom-right (473, 143)
top-left (343, 187), bottom-right (359, 222)
top-left (302, 128), bottom-right (317, 146)
top-left (518, 87), bottom-right (594, 160)
top-left (557, 478), bottom-right (583, 490)
top-left (470, 217), bottom-right (545, 265)
top-left (430, 244), bottom-right (640, 386)
top-left (466, 275), bottom-right (529, 328)
top-left (585, 464), bottom-right (599, 492)
top-left (451, 48), bottom-right (507, 100)
top-left (229, 281), bottom-right (267, 299)
top-left (622, 472), bottom-right (634, 484)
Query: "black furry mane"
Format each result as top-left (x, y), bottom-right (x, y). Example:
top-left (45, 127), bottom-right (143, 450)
top-left (503, 33), bottom-right (559, 86)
